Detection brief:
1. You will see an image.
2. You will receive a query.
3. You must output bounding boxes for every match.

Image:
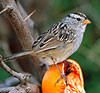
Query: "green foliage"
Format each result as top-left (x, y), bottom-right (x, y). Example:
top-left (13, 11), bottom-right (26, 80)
top-left (0, 67), bottom-right (10, 82)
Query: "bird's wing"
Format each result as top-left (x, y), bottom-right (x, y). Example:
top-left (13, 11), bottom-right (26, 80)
top-left (32, 22), bottom-right (76, 53)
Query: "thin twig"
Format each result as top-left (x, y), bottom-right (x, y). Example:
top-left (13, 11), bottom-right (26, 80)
top-left (0, 83), bottom-right (40, 93)
top-left (16, 1), bottom-right (39, 39)
top-left (0, 87), bottom-right (15, 93)
top-left (24, 10), bottom-right (36, 22)
top-left (0, 8), bottom-right (7, 14)
top-left (0, 55), bottom-right (31, 83)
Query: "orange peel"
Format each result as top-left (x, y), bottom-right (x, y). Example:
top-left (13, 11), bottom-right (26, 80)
top-left (42, 59), bottom-right (86, 93)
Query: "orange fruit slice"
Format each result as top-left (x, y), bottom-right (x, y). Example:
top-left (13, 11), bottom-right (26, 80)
top-left (42, 59), bottom-right (85, 93)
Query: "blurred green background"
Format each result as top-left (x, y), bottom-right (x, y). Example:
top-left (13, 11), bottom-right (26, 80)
top-left (0, 0), bottom-right (100, 92)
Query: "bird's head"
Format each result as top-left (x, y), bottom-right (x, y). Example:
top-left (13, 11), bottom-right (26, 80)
top-left (64, 12), bottom-right (91, 32)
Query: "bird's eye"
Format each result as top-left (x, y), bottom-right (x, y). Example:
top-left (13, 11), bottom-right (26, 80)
top-left (77, 18), bottom-right (81, 21)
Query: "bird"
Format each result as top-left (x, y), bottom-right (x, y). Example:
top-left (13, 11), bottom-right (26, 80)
top-left (3, 12), bottom-right (91, 65)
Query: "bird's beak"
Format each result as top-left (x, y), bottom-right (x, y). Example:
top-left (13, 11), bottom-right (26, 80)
top-left (82, 19), bottom-right (91, 24)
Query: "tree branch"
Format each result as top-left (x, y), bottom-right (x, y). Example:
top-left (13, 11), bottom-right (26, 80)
top-left (0, 0), bottom-right (34, 49)
top-left (0, 0), bottom-right (45, 82)
top-left (0, 87), bottom-right (15, 93)
top-left (16, 0), bottom-right (39, 40)
top-left (0, 55), bottom-right (31, 83)
top-left (0, 55), bottom-right (40, 92)
top-left (0, 83), bottom-right (40, 93)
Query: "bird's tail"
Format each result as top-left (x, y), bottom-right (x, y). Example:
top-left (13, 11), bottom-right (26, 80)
top-left (3, 49), bottom-right (33, 62)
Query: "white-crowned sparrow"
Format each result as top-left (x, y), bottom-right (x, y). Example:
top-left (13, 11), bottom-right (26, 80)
top-left (3, 12), bottom-right (91, 65)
